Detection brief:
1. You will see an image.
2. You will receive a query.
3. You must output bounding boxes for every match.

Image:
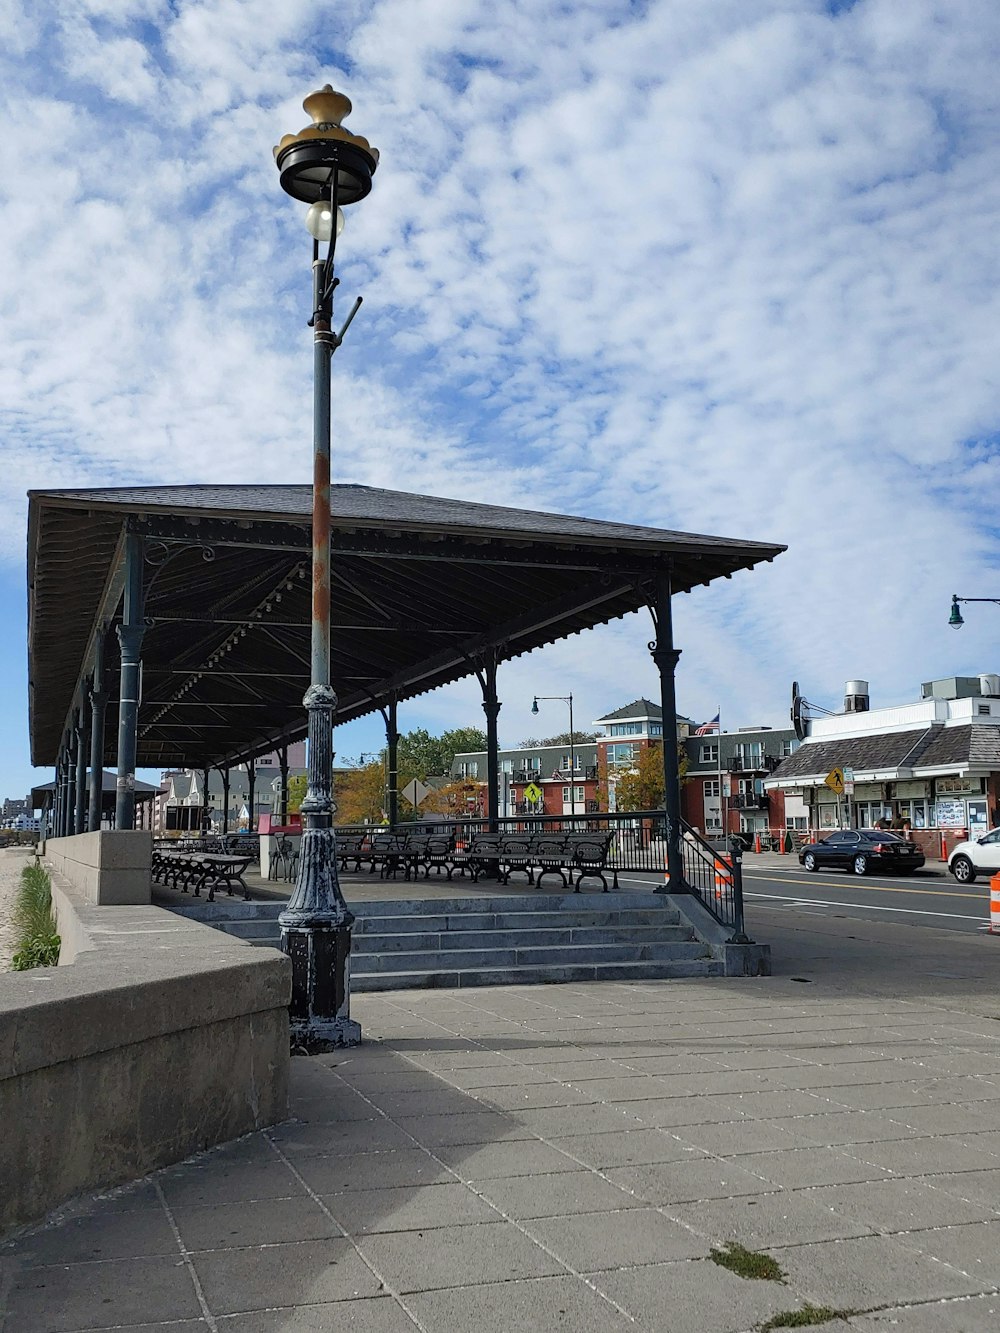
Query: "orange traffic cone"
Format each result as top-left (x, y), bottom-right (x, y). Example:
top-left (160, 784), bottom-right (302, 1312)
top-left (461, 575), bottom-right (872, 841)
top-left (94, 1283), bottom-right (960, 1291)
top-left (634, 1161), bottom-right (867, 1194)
top-left (991, 872), bottom-right (1000, 935)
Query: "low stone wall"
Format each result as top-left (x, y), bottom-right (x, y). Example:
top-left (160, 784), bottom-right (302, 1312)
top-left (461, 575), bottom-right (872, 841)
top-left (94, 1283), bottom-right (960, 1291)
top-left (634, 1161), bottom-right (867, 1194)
top-left (0, 863), bottom-right (290, 1236)
top-left (45, 829), bottom-right (153, 906)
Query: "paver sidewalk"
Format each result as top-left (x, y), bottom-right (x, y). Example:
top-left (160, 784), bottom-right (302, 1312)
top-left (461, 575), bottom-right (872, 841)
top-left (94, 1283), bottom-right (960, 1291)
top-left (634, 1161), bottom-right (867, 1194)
top-left (3, 915), bottom-right (1000, 1331)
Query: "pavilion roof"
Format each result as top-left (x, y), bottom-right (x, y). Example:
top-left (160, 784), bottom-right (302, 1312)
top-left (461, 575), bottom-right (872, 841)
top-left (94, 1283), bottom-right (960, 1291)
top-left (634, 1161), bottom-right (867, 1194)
top-left (27, 484), bottom-right (785, 769)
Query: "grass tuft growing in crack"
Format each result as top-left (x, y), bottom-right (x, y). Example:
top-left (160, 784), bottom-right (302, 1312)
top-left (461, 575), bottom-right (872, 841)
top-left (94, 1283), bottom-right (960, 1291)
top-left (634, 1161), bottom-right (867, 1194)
top-left (759, 1304), bottom-right (850, 1330)
top-left (708, 1241), bottom-right (785, 1282)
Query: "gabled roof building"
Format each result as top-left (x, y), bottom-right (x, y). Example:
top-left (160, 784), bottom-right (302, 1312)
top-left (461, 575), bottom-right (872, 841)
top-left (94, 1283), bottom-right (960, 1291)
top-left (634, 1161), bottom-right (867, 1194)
top-left (766, 676), bottom-right (1000, 839)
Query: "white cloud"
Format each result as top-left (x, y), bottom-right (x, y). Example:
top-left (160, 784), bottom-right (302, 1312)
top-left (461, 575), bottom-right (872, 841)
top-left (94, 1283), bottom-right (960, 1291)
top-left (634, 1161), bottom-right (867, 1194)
top-left (4, 0), bottom-right (1000, 793)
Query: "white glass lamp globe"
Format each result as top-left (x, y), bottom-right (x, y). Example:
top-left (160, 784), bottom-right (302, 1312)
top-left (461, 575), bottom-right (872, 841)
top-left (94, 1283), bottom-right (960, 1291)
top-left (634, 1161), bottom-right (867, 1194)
top-left (305, 200), bottom-right (345, 241)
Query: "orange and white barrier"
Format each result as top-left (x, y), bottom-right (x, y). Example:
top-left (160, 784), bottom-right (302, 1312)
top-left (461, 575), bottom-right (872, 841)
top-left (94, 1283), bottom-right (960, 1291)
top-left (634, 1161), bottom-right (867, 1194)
top-left (940, 832), bottom-right (949, 862)
top-left (754, 833), bottom-right (761, 854)
top-left (991, 873), bottom-right (1000, 935)
top-left (713, 858), bottom-right (732, 901)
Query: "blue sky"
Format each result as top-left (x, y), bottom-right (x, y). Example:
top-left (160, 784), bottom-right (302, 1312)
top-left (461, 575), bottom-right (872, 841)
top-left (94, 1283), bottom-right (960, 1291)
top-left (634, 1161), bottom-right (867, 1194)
top-left (3, 0), bottom-right (1000, 799)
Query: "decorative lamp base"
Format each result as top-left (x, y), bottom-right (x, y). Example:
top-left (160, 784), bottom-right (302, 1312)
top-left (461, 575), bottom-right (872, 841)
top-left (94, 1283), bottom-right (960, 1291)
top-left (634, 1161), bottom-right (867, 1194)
top-left (279, 920), bottom-right (361, 1053)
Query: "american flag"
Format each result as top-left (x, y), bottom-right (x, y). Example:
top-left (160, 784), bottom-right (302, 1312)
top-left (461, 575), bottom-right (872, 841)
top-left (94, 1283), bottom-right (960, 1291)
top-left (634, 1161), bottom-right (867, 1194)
top-left (694, 713), bottom-right (720, 736)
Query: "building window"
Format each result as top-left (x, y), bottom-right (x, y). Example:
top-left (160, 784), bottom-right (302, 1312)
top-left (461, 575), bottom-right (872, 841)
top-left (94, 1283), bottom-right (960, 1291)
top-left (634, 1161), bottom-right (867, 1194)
top-left (560, 754), bottom-right (583, 770)
top-left (649, 723), bottom-right (662, 736)
top-left (780, 739), bottom-right (798, 757)
top-left (609, 722), bottom-right (642, 736)
top-left (501, 758), bottom-right (513, 773)
top-left (736, 742), bottom-right (763, 769)
top-left (704, 779), bottom-right (720, 797)
top-left (700, 744), bottom-right (718, 764)
top-left (459, 761), bottom-right (478, 778)
top-left (561, 786), bottom-right (585, 802)
top-left (608, 743), bottom-right (636, 765)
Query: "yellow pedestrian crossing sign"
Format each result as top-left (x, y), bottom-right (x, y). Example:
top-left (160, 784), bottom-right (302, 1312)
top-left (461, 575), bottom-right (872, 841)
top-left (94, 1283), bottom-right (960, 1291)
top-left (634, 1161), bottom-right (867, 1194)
top-left (523, 782), bottom-right (542, 803)
top-left (824, 767), bottom-right (845, 795)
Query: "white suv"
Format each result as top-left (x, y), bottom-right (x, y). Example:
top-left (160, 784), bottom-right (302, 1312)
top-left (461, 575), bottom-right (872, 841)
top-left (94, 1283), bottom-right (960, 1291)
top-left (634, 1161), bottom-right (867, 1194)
top-left (948, 829), bottom-right (1000, 884)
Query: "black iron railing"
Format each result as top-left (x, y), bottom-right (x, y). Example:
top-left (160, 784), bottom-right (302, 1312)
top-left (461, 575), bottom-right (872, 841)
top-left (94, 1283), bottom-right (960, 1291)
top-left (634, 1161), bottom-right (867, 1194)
top-left (333, 809), bottom-right (746, 937)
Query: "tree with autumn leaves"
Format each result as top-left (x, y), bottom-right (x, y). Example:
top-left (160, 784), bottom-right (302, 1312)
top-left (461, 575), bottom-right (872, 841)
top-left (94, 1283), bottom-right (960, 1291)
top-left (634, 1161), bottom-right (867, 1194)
top-left (612, 742), bottom-right (689, 811)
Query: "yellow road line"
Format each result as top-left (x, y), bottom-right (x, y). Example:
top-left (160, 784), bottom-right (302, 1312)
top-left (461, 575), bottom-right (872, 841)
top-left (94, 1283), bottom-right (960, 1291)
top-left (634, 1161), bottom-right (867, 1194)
top-left (742, 872), bottom-right (982, 901)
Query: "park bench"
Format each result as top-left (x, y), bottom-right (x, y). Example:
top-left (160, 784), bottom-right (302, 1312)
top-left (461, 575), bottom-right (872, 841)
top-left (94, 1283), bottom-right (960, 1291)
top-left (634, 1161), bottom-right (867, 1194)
top-left (152, 849), bottom-right (253, 902)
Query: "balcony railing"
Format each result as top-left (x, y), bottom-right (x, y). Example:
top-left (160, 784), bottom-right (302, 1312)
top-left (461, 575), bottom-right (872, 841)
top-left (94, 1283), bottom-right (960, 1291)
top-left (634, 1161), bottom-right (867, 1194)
top-left (731, 794), bottom-right (770, 810)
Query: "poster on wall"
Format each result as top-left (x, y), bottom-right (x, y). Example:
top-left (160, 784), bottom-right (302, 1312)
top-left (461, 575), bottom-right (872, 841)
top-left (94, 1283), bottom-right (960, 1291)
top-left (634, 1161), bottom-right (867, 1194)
top-left (935, 799), bottom-right (967, 828)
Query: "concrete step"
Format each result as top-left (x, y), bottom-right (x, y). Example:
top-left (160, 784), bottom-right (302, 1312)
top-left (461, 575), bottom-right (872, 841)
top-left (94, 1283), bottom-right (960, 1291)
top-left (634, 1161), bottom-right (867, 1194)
top-left (356, 941), bottom-right (711, 974)
top-left (352, 924), bottom-right (693, 953)
top-left (197, 891), bottom-right (721, 992)
top-left (354, 958), bottom-right (725, 992)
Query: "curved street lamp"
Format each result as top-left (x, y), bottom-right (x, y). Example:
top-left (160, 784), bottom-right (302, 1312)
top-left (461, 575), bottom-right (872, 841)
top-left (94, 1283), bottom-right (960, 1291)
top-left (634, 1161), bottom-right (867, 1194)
top-left (948, 594), bottom-right (1000, 628)
top-left (273, 86), bottom-right (378, 1051)
top-left (531, 694), bottom-right (576, 817)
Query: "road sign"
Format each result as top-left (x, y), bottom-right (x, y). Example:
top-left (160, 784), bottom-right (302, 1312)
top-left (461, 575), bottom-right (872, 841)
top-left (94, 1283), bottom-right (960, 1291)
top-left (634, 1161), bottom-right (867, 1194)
top-left (523, 782), bottom-right (542, 803)
top-left (824, 767), bottom-right (845, 795)
top-left (843, 767), bottom-right (855, 783)
top-left (400, 778), bottom-right (430, 808)
top-left (722, 776), bottom-right (732, 797)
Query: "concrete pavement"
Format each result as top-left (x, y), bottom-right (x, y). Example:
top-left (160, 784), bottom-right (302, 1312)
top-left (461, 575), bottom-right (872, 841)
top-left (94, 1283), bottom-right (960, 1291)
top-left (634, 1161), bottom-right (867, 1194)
top-left (3, 909), bottom-right (1000, 1331)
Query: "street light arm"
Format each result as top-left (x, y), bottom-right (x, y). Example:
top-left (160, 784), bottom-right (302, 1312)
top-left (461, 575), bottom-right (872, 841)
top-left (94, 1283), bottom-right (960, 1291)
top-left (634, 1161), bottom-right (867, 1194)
top-left (949, 593), bottom-right (1000, 628)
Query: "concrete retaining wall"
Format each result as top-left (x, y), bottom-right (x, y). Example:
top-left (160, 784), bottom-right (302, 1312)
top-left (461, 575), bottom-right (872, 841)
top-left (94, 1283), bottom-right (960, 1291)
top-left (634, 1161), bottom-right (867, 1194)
top-left (0, 864), bottom-right (290, 1236)
top-left (45, 830), bottom-right (153, 906)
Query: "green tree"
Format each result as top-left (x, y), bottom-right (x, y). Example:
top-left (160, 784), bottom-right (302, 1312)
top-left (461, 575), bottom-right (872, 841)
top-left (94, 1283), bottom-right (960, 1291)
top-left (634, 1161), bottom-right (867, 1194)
top-left (517, 731), bottom-right (598, 748)
top-left (396, 726), bottom-right (489, 783)
top-left (286, 773), bottom-right (306, 814)
top-left (335, 761), bottom-right (385, 824)
top-left (614, 743), bottom-right (689, 811)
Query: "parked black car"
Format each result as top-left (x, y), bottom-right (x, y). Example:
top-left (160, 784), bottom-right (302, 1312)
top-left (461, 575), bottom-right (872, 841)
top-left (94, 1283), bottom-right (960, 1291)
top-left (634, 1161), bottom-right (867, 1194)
top-left (798, 829), bottom-right (925, 876)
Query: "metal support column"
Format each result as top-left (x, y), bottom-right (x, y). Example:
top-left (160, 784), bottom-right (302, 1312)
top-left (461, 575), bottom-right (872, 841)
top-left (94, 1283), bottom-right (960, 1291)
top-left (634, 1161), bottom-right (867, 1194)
top-left (201, 766), bottom-right (211, 836)
top-left (74, 704), bottom-right (88, 834)
top-left (54, 756), bottom-right (64, 837)
top-left (649, 571), bottom-right (688, 893)
top-left (479, 655), bottom-right (501, 835)
top-left (246, 760), bottom-right (256, 832)
top-left (385, 696), bottom-right (398, 828)
top-left (114, 532), bottom-right (145, 830)
top-left (220, 768), bottom-right (230, 834)
top-left (66, 729), bottom-right (78, 837)
top-left (88, 632), bottom-right (107, 832)
top-left (279, 746), bottom-right (289, 824)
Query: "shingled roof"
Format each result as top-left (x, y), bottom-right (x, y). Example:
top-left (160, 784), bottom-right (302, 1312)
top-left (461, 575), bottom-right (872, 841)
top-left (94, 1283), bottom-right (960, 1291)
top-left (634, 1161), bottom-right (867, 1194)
top-left (28, 484), bottom-right (785, 769)
top-left (767, 728), bottom-right (940, 782)
top-left (769, 722), bottom-right (1000, 784)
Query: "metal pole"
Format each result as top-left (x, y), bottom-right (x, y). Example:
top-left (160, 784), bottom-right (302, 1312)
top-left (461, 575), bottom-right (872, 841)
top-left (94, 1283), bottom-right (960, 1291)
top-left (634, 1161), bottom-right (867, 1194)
top-left (568, 694), bottom-right (575, 819)
top-left (649, 571), bottom-right (688, 892)
top-left (481, 656), bottom-right (501, 836)
top-left (279, 745), bottom-right (289, 824)
top-left (278, 250), bottom-right (360, 1051)
top-left (74, 704), bottom-right (88, 834)
top-left (221, 768), bottom-right (230, 834)
top-left (114, 532), bottom-right (145, 829)
top-left (66, 729), bottom-right (78, 837)
top-left (386, 696), bottom-right (398, 827)
top-left (53, 756), bottom-right (63, 838)
top-left (88, 632), bottom-right (107, 831)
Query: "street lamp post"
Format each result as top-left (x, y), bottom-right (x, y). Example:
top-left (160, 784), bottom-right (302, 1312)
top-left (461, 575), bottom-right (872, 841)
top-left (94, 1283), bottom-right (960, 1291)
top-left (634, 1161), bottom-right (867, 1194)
top-left (532, 694), bottom-right (576, 817)
top-left (273, 86), bottom-right (378, 1051)
top-left (948, 594), bottom-right (1000, 628)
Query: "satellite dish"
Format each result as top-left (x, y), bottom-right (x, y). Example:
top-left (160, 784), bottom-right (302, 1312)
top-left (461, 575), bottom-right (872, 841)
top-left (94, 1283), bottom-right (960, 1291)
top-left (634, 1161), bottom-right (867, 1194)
top-left (790, 681), bottom-right (807, 741)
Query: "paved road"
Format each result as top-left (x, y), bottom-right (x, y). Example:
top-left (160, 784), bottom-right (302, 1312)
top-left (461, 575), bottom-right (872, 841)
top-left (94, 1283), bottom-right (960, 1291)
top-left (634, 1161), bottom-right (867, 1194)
top-left (739, 862), bottom-right (992, 936)
top-left (617, 857), bottom-right (993, 936)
